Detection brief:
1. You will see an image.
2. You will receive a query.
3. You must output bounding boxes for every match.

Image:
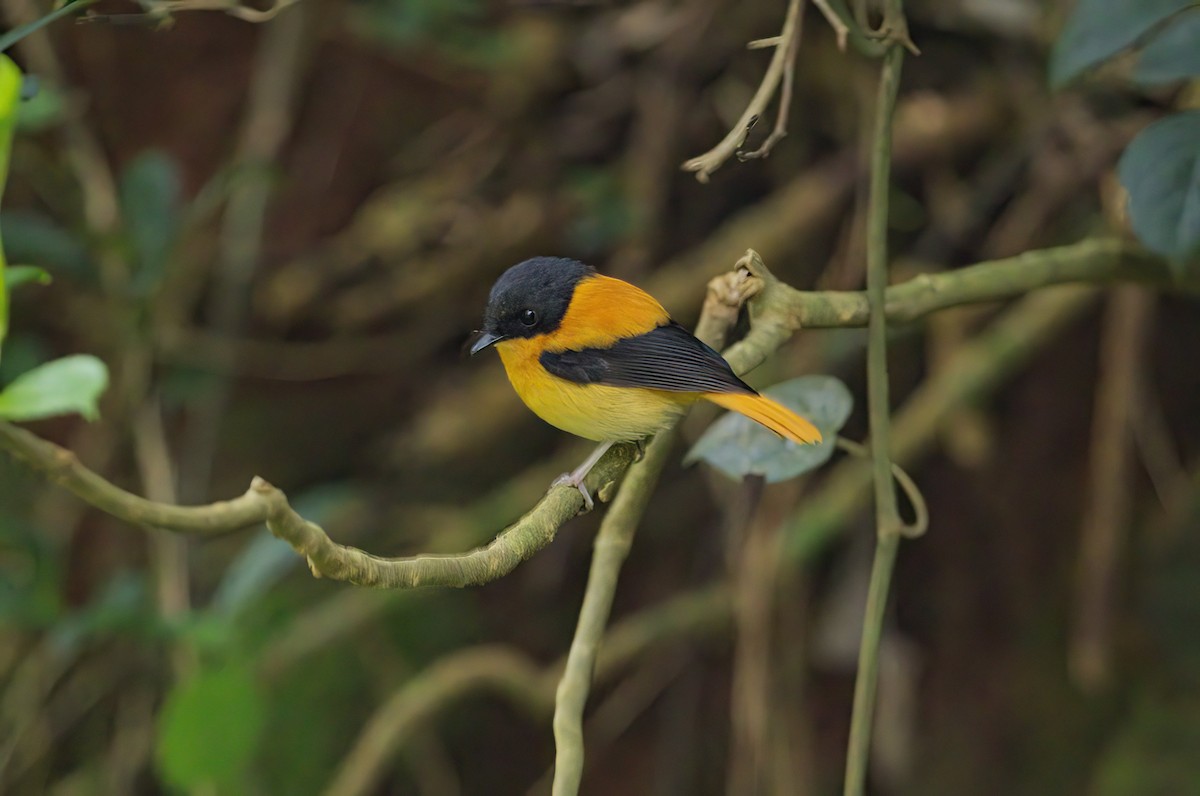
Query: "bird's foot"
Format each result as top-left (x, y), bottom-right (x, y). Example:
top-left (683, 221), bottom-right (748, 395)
top-left (552, 441), bottom-right (615, 513)
top-left (632, 439), bottom-right (646, 462)
top-left (552, 470), bottom-right (594, 512)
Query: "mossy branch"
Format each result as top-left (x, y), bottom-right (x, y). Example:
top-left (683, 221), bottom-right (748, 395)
top-left (314, 281), bottom-right (1103, 796)
top-left (0, 240), bottom-right (1179, 591)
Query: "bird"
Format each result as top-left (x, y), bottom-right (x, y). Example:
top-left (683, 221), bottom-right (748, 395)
top-left (470, 256), bottom-right (822, 509)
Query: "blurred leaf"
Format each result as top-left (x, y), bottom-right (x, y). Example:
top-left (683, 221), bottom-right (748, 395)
top-left (0, 354), bottom-right (109, 421)
top-left (1134, 8), bottom-right (1200, 85)
top-left (1050, 0), bottom-right (1193, 87)
top-left (260, 645), bottom-right (370, 796)
top-left (6, 265), bottom-right (50, 289)
top-left (685, 375), bottom-right (853, 483)
top-left (15, 80), bottom-right (65, 132)
top-left (0, 212), bottom-right (92, 278)
top-left (1117, 111), bottom-right (1200, 263)
top-left (0, 55), bottom-right (21, 359)
top-left (118, 150), bottom-right (182, 293)
top-left (156, 661), bottom-right (266, 790)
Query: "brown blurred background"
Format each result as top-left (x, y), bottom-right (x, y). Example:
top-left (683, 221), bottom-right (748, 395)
top-left (1, 0), bottom-right (1199, 794)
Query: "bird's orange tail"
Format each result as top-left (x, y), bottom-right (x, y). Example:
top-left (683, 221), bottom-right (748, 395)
top-left (703, 392), bottom-right (823, 445)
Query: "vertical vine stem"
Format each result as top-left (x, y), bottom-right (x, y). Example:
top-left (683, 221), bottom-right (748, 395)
top-left (843, 21), bottom-right (908, 796)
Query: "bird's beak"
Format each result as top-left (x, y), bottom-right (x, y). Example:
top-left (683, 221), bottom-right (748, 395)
top-left (469, 331), bottom-right (505, 356)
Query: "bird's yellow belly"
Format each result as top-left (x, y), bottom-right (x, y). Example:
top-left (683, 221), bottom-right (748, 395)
top-left (497, 342), bottom-right (692, 441)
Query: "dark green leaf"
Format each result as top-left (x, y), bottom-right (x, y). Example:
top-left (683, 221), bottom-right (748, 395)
top-left (685, 375), bottom-right (853, 483)
top-left (5, 265), bottom-right (51, 289)
top-left (1050, 0), bottom-right (1193, 87)
top-left (1117, 111), bottom-right (1200, 262)
top-left (156, 661), bottom-right (266, 790)
top-left (118, 151), bottom-right (181, 292)
top-left (0, 212), bottom-right (91, 278)
top-left (0, 354), bottom-right (109, 421)
top-left (1135, 8), bottom-right (1200, 85)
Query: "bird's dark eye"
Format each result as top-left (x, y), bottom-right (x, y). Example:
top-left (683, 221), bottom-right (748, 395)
top-left (520, 309), bottom-right (538, 327)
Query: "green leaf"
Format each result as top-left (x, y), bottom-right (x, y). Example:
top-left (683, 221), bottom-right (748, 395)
top-left (0, 55), bottom-right (21, 360)
top-left (685, 375), bottom-right (853, 483)
top-left (1117, 111), bottom-right (1200, 262)
top-left (118, 150), bottom-right (182, 293)
top-left (1135, 8), bottom-right (1200, 85)
top-left (0, 354), bottom-right (109, 421)
top-left (1050, 0), bottom-right (1194, 88)
top-left (156, 661), bottom-right (266, 790)
top-left (5, 265), bottom-right (51, 290)
top-left (1, 212), bottom-right (93, 279)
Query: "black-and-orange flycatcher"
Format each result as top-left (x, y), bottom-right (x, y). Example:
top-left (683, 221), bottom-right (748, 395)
top-left (471, 257), bottom-right (821, 507)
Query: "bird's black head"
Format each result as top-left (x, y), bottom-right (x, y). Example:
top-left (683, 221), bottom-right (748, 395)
top-left (470, 257), bottom-right (594, 354)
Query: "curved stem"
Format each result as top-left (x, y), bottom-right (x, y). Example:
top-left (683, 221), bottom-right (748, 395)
top-left (844, 40), bottom-right (905, 796)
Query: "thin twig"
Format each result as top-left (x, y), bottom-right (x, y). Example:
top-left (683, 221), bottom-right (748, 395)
top-left (681, 0), bottom-right (802, 181)
top-left (1069, 287), bottom-right (1154, 691)
top-left (836, 437), bottom-right (927, 538)
top-left (550, 265), bottom-right (758, 795)
top-left (325, 587), bottom-right (732, 796)
top-left (738, 3), bottom-right (803, 162)
top-left (844, 36), bottom-right (906, 796)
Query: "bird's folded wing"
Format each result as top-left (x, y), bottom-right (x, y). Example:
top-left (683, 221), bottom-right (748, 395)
top-left (539, 321), bottom-right (753, 394)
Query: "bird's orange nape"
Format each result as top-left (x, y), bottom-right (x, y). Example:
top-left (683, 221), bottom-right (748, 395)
top-left (539, 274), bottom-right (669, 352)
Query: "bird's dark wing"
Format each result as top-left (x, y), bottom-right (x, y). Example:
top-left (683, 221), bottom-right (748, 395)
top-left (540, 321), bottom-right (753, 394)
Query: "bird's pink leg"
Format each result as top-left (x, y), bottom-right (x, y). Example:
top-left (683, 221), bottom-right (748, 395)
top-left (552, 441), bottom-right (615, 512)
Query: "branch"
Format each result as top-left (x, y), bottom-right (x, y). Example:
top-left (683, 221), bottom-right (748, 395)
top-left (551, 267), bottom-right (757, 795)
top-left (316, 270), bottom-right (1085, 788)
top-left (0, 241), bottom-right (1179, 589)
top-left (845, 38), bottom-right (905, 795)
top-left (681, 0), bottom-right (803, 182)
top-left (0, 419), bottom-right (639, 587)
top-left (324, 587), bottom-right (732, 796)
top-left (725, 237), bottom-right (1176, 344)
top-left (788, 284), bottom-right (1102, 559)
top-left (737, 1), bottom-right (803, 162)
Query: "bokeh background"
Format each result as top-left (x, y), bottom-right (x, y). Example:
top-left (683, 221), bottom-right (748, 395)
top-left (1, 0), bottom-right (1199, 793)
